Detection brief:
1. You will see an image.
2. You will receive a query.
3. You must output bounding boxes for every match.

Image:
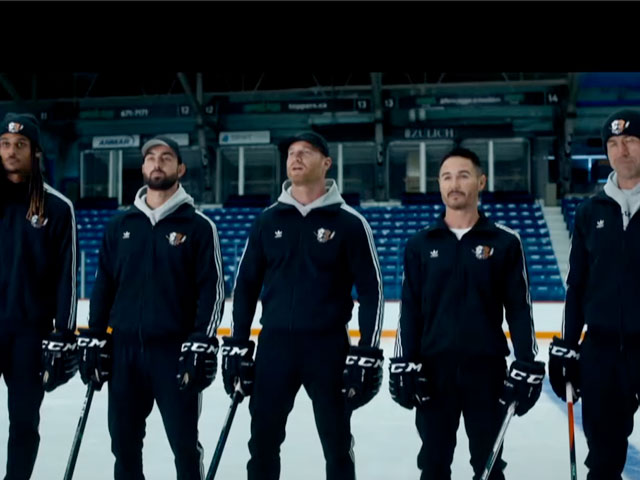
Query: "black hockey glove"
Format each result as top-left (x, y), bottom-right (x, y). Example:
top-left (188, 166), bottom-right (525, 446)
top-left (548, 336), bottom-right (581, 402)
top-left (77, 328), bottom-right (112, 391)
top-left (177, 332), bottom-right (219, 393)
top-left (221, 337), bottom-right (255, 398)
top-left (42, 329), bottom-right (79, 392)
top-left (342, 345), bottom-right (384, 410)
top-left (500, 359), bottom-right (546, 416)
top-left (388, 357), bottom-right (431, 410)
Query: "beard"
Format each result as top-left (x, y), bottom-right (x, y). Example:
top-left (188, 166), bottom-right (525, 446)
top-left (143, 170), bottom-right (179, 191)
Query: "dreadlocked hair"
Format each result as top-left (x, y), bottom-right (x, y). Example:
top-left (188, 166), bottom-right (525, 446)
top-left (26, 147), bottom-right (45, 222)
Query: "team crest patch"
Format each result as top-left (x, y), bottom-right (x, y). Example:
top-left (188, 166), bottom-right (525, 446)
top-left (7, 122), bottom-right (24, 133)
top-left (167, 232), bottom-right (187, 246)
top-left (29, 214), bottom-right (48, 228)
top-left (473, 245), bottom-right (494, 260)
top-left (314, 228), bottom-right (335, 243)
top-left (610, 119), bottom-right (630, 135)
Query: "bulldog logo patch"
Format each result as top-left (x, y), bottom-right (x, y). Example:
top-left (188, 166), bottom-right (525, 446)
top-left (610, 119), bottom-right (630, 135)
top-left (8, 122), bottom-right (24, 133)
top-left (314, 228), bottom-right (335, 243)
top-left (473, 245), bottom-right (494, 260)
top-left (167, 232), bottom-right (187, 246)
top-left (29, 214), bottom-right (48, 229)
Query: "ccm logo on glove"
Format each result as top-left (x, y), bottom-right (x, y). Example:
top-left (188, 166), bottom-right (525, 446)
top-left (345, 355), bottom-right (384, 368)
top-left (549, 345), bottom-right (580, 359)
top-left (509, 368), bottom-right (544, 384)
top-left (77, 337), bottom-right (108, 349)
top-left (389, 362), bottom-right (422, 374)
top-left (42, 340), bottom-right (77, 352)
top-left (182, 341), bottom-right (218, 354)
top-left (221, 345), bottom-right (252, 356)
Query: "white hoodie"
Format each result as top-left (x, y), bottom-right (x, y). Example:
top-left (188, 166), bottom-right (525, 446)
top-left (133, 184), bottom-right (195, 226)
top-left (277, 179), bottom-right (344, 217)
top-left (603, 171), bottom-right (640, 230)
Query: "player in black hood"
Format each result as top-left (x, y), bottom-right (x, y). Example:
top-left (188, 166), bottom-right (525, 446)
top-left (550, 109), bottom-right (640, 479)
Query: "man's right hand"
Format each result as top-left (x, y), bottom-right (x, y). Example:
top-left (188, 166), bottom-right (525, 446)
top-left (548, 336), bottom-right (581, 402)
top-left (388, 357), bottom-right (431, 409)
top-left (77, 328), bottom-right (112, 391)
top-left (221, 337), bottom-right (255, 397)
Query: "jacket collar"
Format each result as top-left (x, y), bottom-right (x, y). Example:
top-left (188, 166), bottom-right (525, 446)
top-left (133, 183), bottom-right (194, 226)
top-left (428, 209), bottom-right (491, 234)
top-left (277, 179), bottom-right (344, 217)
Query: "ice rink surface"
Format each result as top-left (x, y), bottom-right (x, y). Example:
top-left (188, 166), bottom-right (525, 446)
top-left (2, 306), bottom-right (640, 479)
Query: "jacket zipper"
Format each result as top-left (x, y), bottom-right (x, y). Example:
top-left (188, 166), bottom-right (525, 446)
top-left (453, 232), bottom-right (463, 354)
top-left (140, 222), bottom-right (156, 354)
top-left (289, 218), bottom-right (304, 331)
top-left (619, 225), bottom-right (626, 352)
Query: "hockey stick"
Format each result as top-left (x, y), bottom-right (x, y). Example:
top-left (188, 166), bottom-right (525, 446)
top-left (566, 382), bottom-right (578, 480)
top-left (205, 388), bottom-right (244, 480)
top-left (480, 401), bottom-right (517, 480)
top-left (63, 382), bottom-right (96, 480)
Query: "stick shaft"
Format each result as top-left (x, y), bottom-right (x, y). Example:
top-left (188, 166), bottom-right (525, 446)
top-left (205, 391), bottom-right (242, 480)
top-left (63, 383), bottom-right (95, 480)
top-left (566, 382), bottom-right (578, 480)
top-left (480, 402), bottom-right (516, 480)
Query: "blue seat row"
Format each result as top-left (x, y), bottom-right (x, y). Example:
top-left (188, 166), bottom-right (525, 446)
top-left (76, 209), bottom-right (119, 217)
top-left (77, 223), bottom-right (106, 230)
top-left (530, 285), bottom-right (566, 301)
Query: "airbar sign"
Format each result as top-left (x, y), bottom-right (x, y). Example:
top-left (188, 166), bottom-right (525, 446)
top-left (92, 135), bottom-right (140, 149)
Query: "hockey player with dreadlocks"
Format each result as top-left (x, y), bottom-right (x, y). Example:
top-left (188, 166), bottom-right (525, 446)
top-left (0, 112), bottom-right (78, 479)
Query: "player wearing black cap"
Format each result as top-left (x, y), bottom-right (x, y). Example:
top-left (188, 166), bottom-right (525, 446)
top-left (78, 135), bottom-right (225, 480)
top-left (390, 147), bottom-right (544, 480)
top-left (549, 109), bottom-right (640, 479)
top-left (221, 131), bottom-right (384, 480)
top-left (0, 112), bottom-right (78, 479)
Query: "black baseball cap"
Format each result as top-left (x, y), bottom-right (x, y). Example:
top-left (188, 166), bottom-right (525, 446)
top-left (281, 131), bottom-right (330, 157)
top-left (141, 135), bottom-right (183, 164)
top-left (0, 113), bottom-right (42, 151)
top-left (601, 109), bottom-right (640, 151)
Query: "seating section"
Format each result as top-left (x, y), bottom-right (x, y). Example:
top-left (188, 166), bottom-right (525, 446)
top-left (76, 209), bottom-right (119, 298)
top-left (561, 196), bottom-right (586, 233)
top-left (75, 204), bottom-right (565, 302)
top-left (202, 207), bottom-right (260, 295)
top-left (358, 202), bottom-right (564, 301)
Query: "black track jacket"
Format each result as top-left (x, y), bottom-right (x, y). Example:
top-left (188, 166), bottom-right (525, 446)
top-left (0, 180), bottom-right (77, 335)
top-left (89, 185), bottom-right (224, 340)
top-left (562, 185), bottom-right (640, 345)
top-left (230, 180), bottom-right (384, 348)
top-left (394, 212), bottom-right (537, 362)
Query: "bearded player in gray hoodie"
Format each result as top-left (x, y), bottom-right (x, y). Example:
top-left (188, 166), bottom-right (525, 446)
top-left (549, 109), bottom-right (640, 480)
top-left (78, 136), bottom-right (225, 480)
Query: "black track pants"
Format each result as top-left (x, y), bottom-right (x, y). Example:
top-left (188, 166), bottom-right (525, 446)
top-left (108, 337), bottom-right (204, 480)
top-left (247, 329), bottom-right (354, 480)
top-left (415, 355), bottom-right (507, 480)
top-left (580, 335), bottom-right (640, 480)
top-left (0, 333), bottom-right (44, 480)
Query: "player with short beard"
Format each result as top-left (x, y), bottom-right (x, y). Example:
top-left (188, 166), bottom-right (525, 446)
top-left (79, 135), bottom-right (225, 480)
